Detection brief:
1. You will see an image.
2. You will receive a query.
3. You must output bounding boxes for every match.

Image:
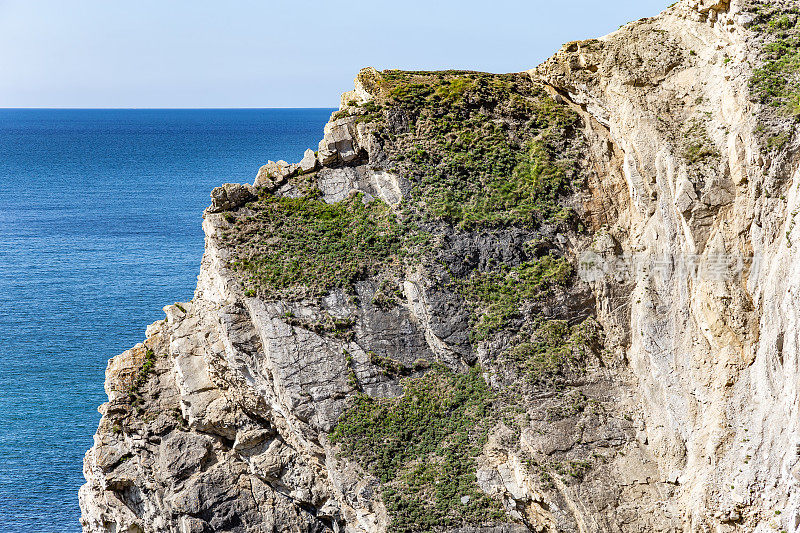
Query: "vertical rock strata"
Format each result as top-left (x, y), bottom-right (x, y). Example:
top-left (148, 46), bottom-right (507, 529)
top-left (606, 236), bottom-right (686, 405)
top-left (81, 1), bottom-right (800, 531)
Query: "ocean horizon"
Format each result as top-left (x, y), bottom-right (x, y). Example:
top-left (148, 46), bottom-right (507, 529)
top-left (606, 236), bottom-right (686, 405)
top-left (0, 108), bottom-right (334, 532)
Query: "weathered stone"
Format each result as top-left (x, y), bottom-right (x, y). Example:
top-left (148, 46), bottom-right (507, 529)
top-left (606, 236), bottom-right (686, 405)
top-left (318, 119), bottom-right (359, 165)
top-left (157, 432), bottom-right (212, 480)
top-left (339, 67), bottom-right (381, 108)
top-left (253, 160), bottom-right (298, 190)
top-left (299, 148), bottom-right (318, 173)
top-left (207, 183), bottom-right (256, 213)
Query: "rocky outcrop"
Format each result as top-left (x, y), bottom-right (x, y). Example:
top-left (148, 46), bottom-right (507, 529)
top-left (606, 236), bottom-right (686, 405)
top-left (254, 161), bottom-right (299, 191)
top-left (81, 1), bottom-right (800, 531)
top-left (207, 183), bottom-right (256, 213)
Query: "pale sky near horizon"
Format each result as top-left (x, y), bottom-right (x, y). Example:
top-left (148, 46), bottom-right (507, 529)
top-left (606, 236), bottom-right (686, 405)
top-left (0, 1), bottom-right (671, 108)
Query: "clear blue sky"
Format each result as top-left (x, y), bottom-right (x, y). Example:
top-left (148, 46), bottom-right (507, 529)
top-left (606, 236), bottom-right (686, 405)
top-left (0, 0), bottom-right (671, 108)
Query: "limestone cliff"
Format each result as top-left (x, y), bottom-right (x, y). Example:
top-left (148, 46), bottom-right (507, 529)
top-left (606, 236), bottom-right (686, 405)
top-left (80, 1), bottom-right (800, 531)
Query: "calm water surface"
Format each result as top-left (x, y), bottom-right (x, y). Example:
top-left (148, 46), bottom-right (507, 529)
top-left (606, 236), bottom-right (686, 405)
top-left (0, 108), bottom-right (333, 531)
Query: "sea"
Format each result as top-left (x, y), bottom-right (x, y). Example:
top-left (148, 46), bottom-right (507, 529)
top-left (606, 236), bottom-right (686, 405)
top-left (0, 108), bottom-right (334, 532)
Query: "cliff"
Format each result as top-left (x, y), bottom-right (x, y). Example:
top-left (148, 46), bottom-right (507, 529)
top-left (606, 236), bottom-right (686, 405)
top-left (80, 1), bottom-right (800, 531)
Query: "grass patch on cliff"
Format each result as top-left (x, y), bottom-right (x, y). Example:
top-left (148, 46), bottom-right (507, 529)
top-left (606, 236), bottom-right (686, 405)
top-left (226, 191), bottom-right (405, 299)
top-left (125, 347), bottom-right (157, 416)
top-left (380, 71), bottom-right (581, 228)
top-left (127, 348), bottom-right (156, 395)
top-left (284, 312), bottom-right (356, 341)
top-left (329, 365), bottom-right (507, 532)
top-left (748, 3), bottom-right (800, 116)
top-left (681, 118), bottom-right (720, 165)
top-left (457, 254), bottom-right (573, 341)
top-left (505, 318), bottom-right (600, 385)
top-left (453, 251), bottom-right (598, 385)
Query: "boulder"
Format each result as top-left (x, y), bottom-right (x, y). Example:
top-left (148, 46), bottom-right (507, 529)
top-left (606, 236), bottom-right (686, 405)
top-left (207, 183), bottom-right (256, 213)
top-left (299, 149), bottom-right (318, 173)
top-left (318, 120), bottom-right (358, 165)
top-left (317, 138), bottom-right (338, 166)
top-left (253, 160), bottom-right (298, 190)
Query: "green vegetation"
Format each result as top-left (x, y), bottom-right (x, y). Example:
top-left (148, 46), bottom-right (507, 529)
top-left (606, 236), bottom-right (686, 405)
top-left (371, 279), bottom-right (404, 310)
top-left (224, 71), bottom-right (583, 303)
top-left (453, 250), bottom-right (597, 386)
top-left (329, 366), bottom-right (506, 532)
top-left (332, 109), bottom-right (352, 121)
top-left (381, 71), bottom-right (582, 228)
top-left (127, 347), bottom-right (157, 415)
top-left (545, 390), bottom-right (591, 421)
top-left (457, 254), bottom-right (573, 340)
top-left (329, 252), bottom-right (598, 528)
top-left (343, 349), bottom-right (360, 391)
top-left (298, 70), bottom-right (603, 530)
top-left (768, 130), bottom-right (791, 150)
top-left (748, 3), bottom-right (800, 116)
top-left (130, 348), bottom-right (156, 392)
top-left (355, 100), bottom-right (384, 123)
top-left (285, 312), bottom-right (356, 341)
top-left (682, 118), bottom-right (720, 164)
top-left (366, 352), bottom-right (429, 377)
top-left (505, 318), bottom-right (599, 385)
top-left (227, 191), bottom-right (405, 299)
top-left (332, 100), bottom-right (384, 124)
top-left (552, 460), bottom-right (592, 481)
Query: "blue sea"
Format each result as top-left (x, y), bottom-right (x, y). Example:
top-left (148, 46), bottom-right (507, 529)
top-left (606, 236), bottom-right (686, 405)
top-left (0, 108), bottom-right (333, 532)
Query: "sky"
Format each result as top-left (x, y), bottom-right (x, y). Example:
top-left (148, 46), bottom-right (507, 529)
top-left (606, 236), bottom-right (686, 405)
top-left (0, 0), bottom-right (672, 108)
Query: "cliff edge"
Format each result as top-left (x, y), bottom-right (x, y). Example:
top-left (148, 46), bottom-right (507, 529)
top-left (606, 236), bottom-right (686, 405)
top-left (80, 1), bottom-right (800, 531)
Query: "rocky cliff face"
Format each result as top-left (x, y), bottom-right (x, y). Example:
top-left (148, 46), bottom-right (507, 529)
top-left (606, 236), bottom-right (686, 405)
top-left (80, 1), bottom-right (800, 531)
